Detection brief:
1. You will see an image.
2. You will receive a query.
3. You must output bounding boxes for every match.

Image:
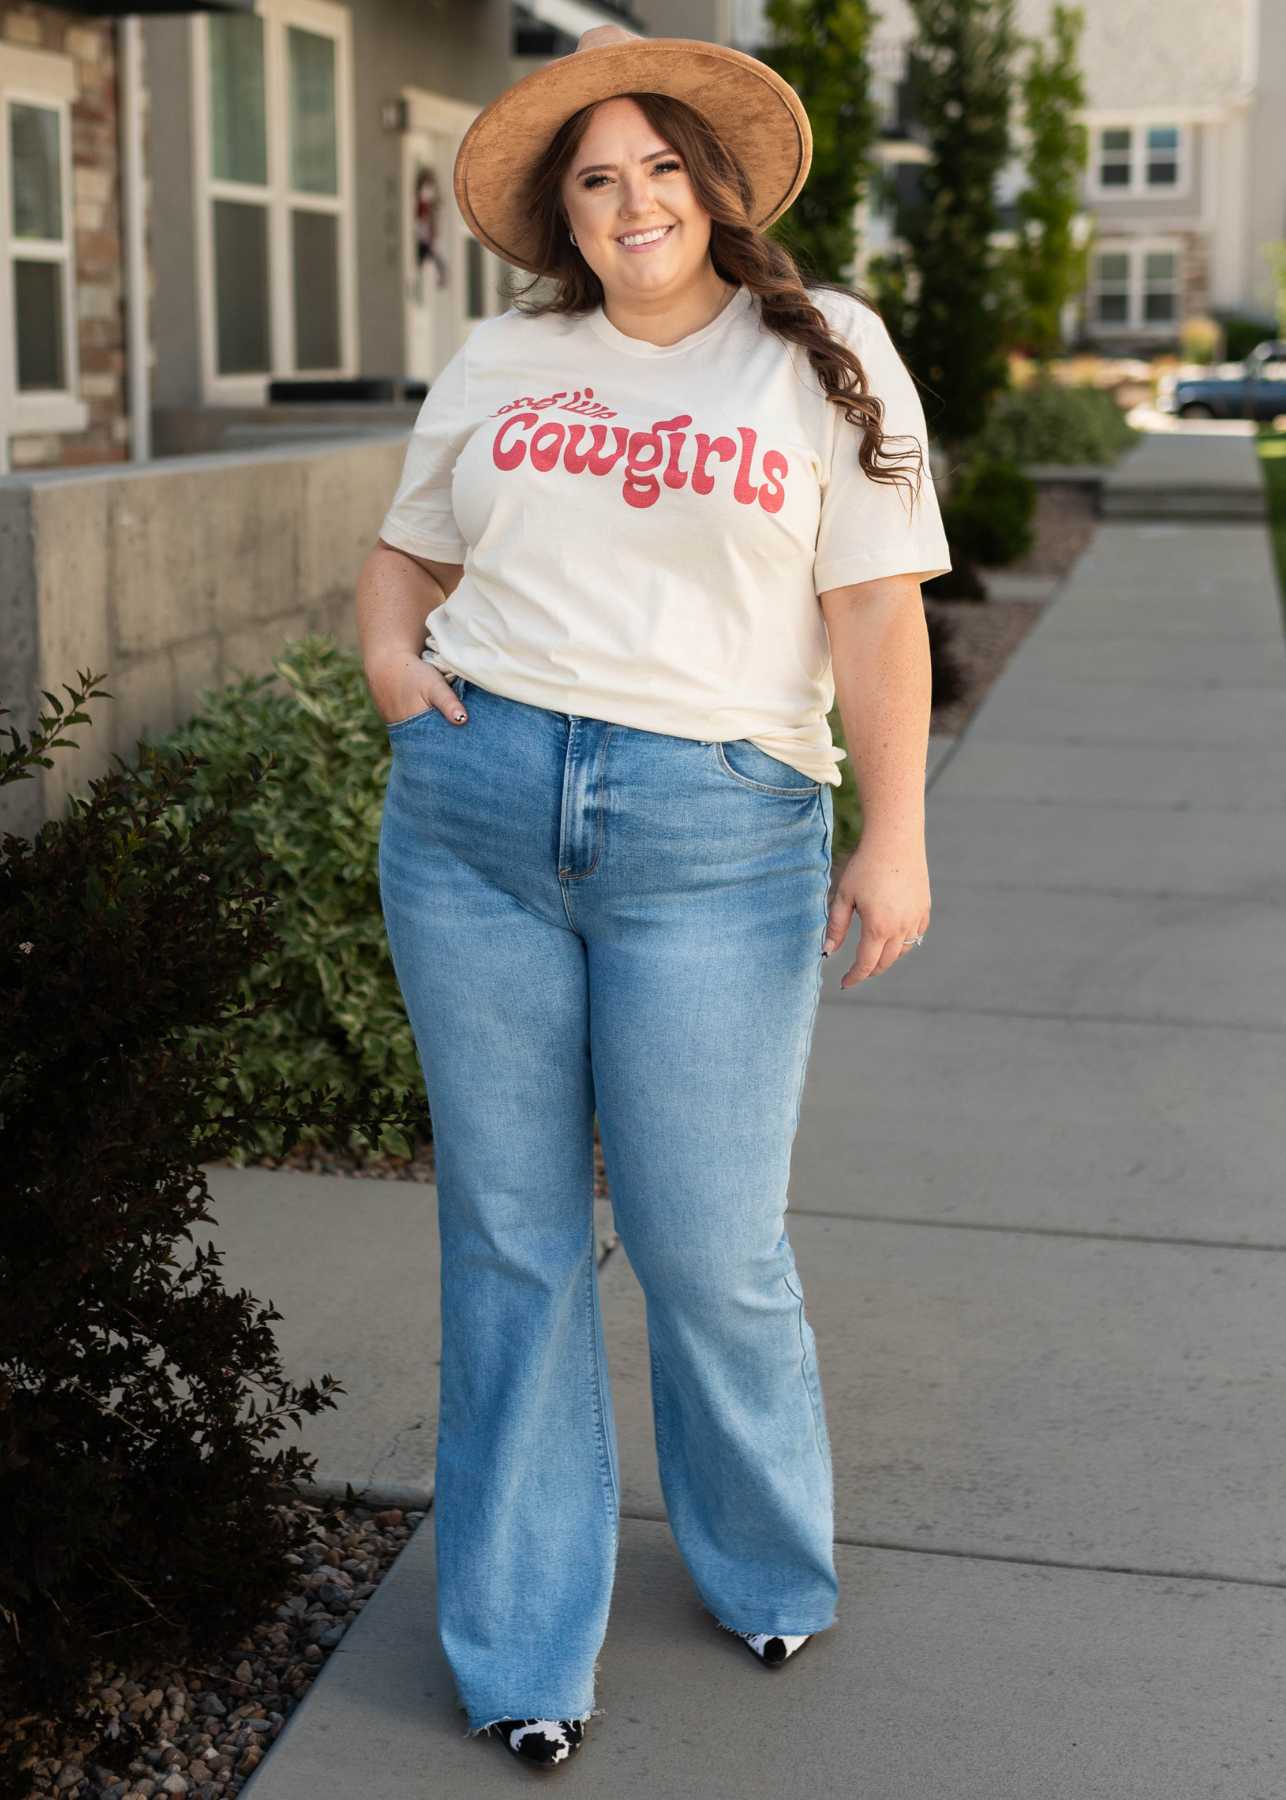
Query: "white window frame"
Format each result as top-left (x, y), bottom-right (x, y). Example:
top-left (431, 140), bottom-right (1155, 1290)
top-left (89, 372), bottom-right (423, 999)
top-left (1088, 122), bottom-right (1190, 201)
top-left (0, 43), bottom-right (87, 441)
top-left (191, 0), bottom-right (357, 405)
top-left (1090, 238), bottom-right (1183, 334)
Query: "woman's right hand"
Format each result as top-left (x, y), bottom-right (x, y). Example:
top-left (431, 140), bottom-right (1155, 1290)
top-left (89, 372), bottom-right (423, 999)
top-left (365, 651), bottom-right (469, 727)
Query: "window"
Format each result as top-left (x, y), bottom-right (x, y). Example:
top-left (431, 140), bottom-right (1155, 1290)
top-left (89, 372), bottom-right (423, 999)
top-left (1145, 127), bottom-right (1179, 188)
top-left (1092, 243), bottom-right (1182, 332)
top-left (1093, 252), bottom-right (1131, 324)
top-left (0, 43), bottom-right (87, 443)
top-left (196, 1), bottom-right (353, 397)
top-left (1142, 251), bottom-right (1178, 322)
top-left (1098, 128), bottom-right (1131, 189)
top-left (1092, 124), bottom-right (1187, 197)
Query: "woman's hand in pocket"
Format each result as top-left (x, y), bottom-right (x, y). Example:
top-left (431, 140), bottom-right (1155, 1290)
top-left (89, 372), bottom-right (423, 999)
top-left (366, 652), bottom-right (468, 727)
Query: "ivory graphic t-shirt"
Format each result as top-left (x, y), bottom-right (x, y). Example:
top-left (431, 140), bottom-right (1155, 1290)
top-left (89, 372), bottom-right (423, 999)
top-left (379, 285), bottom-right (949, 784)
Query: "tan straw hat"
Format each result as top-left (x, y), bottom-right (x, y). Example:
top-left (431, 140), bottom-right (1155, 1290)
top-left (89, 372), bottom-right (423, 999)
top-left (454, 25), bottom-right (812, 274)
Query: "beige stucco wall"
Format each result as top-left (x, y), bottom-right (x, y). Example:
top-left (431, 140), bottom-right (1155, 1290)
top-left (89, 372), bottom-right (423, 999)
top-left (0, 433), bottom-right (408, 835)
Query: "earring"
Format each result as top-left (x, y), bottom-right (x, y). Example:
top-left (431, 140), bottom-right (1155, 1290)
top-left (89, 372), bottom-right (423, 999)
top-left (569, 229), bottom-right (578, 246)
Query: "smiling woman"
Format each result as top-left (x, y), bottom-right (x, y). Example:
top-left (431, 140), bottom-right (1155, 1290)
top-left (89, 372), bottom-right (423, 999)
top-left (352, 23), bottom-right (950, 1774)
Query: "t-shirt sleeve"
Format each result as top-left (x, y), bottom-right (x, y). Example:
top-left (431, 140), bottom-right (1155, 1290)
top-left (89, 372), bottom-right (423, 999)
top-left (379, 344), bottom-right (471, 562)
top-left (813, 302), bottom-right (951, 592)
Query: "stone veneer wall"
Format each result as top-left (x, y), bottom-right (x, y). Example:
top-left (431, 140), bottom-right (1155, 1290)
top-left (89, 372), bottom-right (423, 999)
top-left (0, 433), bottom-right (409, 837)
top-left (3, 3), bottom-right (130, 470)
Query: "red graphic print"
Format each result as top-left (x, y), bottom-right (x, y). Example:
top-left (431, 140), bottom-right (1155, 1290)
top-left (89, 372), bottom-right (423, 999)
top-left (489, 396), bottom-right (789, 511)
top-left (692, 433), bottom-right (736, 494)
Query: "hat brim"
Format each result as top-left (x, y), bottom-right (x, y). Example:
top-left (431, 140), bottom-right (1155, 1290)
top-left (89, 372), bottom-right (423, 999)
top-left (454, 39), bottom-right (812, 274)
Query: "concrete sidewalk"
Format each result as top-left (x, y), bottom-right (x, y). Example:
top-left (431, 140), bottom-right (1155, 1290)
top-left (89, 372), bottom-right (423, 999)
top-left (230, 487), bottom-right (1286, 1796)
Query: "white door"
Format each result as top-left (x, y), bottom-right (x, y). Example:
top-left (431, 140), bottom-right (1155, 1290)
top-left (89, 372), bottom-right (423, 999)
top-left (402, 91), bottom-right (501, 383)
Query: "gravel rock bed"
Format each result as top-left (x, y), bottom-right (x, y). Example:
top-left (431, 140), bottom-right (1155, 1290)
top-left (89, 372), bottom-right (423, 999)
top-left (927, 599), bottom-right (1044, 737)
top-left (6, 1502), bottom-right (424, 1800)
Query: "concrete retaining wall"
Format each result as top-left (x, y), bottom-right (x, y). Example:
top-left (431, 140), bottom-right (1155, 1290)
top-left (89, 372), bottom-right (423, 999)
top-left (0, 433), bottom-right (409, 836)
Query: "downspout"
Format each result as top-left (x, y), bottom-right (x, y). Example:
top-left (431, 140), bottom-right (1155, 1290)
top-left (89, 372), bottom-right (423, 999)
top-left (118, 15), bottom-right (151, 461)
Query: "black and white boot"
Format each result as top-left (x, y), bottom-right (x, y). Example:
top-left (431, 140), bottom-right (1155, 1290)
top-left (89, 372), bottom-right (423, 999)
top-left (492, 1718), bottom-right (586, 1769)
top-left (736, 1631), bottom-right (811, 1669)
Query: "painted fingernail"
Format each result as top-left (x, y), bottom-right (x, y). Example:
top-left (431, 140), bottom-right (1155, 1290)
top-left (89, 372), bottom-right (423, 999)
top-left (454, 711), bottom-right (467, 722)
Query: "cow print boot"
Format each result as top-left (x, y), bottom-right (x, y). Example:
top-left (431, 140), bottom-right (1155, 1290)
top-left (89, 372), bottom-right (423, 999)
top-left (737, 1632), bottom-right (812, 1669)
top-left (492, 1717), bottom-right (586, 1769)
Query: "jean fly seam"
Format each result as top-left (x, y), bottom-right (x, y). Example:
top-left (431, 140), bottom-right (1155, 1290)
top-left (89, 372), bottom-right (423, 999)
top-left (561, 724), bottom-right (613, 884)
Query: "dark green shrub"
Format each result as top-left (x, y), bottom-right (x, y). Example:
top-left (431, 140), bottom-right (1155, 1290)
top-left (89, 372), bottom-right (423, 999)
top-left (975, 382), bottom-right (1137, 465)
top-left (0, 680), bottom-right (416, 1723)
top-left (941, 456), bottom-right (1036, 566)
top-left (1223, 318), bottom-right (1276, 363)
top-left (163, 637), bottom-right (423, 1141)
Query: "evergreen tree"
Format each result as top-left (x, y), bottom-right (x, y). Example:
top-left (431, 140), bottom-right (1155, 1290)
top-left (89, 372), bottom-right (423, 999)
top-left (1013, 5), bottom-right (1088, 361)
top-left (762, 0), bottom-right (877, 282)
top-left (903, 0), bottom-right (1016, 444)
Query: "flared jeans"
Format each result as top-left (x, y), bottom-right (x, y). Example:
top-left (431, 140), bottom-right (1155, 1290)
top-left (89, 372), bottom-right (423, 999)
top-left (378, 679), bottom-right (839, 1729)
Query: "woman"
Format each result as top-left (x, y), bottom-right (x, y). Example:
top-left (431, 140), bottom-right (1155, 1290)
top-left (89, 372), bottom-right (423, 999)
top-left (357, 26), bottom-right (949, 1769)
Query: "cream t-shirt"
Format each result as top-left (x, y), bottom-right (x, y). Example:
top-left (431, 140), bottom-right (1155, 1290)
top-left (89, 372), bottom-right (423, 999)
top-left (379, 285), bottom-right (949, 784)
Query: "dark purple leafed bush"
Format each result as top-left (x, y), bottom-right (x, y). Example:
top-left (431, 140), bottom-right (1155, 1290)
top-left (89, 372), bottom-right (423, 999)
top-left (0, 680), bottom-right (414, 1726)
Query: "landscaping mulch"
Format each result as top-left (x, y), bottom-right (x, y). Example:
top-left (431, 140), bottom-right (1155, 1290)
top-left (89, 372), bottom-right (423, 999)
top-left (927, 599), bottom-right (1044, 737)
top-left (7, 1503), bottom-right (423, 1800)
top-left (1005, 482), bottom-right (1098, 578)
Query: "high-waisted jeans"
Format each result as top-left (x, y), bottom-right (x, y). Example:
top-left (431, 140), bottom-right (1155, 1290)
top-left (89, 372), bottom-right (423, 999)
top-left (378, 679), bottom-right (839, 1729)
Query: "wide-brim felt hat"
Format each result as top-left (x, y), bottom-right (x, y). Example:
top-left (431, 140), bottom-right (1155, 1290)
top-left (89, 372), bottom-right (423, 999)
top-left (454, 30), bottom-right (812, 274)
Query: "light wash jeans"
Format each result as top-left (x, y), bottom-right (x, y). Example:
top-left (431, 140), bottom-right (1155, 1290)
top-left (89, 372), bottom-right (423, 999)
top-left (378, 679), bottom-right (839, 1729)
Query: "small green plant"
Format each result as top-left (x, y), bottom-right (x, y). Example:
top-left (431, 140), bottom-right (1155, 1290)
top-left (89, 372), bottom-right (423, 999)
top-left (1179, 316), bottom-right (1222, 366)
top-left (164, 637), bottom-right (424, 1144)
top-left (941, 456), bottom-right (1036, 566)
top-left (975, 382), bottom-right (1137, 465)
top-left (0, 678), bottom-right (417, 1725)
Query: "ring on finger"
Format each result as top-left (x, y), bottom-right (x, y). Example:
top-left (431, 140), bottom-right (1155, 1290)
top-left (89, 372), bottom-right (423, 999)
top-left (902, 933), bottom-right (925, 947)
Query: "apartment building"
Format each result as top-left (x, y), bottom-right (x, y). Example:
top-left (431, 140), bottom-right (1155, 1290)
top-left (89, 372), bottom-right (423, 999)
top-left (861, 0), bottom-right (1286, 346)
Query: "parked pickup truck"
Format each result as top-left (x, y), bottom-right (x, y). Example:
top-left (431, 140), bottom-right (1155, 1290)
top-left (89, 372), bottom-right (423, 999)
top-left (1157, 341), bottom-right (1286, 420)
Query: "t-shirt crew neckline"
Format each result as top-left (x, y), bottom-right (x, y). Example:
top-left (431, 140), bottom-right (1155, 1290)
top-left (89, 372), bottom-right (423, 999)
top-left (585, 284), bottom-right (754, 358)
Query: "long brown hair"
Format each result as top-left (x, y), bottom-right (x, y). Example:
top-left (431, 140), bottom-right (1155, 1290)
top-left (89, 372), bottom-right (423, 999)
top-left (519, 90), bottom-right (921, 495)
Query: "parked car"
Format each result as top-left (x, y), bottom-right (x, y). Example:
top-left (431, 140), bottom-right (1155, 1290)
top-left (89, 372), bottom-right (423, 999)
top-left (1158, 342), bottom-right (1286, 420)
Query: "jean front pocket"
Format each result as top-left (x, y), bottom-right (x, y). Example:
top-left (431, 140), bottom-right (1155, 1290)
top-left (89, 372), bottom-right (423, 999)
top-left (386, 707), bottom-right (437, 736)
top-left (713, 740), bottom-right (820, 797)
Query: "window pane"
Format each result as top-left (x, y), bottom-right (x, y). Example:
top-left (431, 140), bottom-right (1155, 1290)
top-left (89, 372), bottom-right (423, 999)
top-left (292, 208), bottom-right (340, 369)
top-left (213, 198), bottom-right (271, 374)
top-left (1147, 159), bottom-right (1178, 186)
top-left (1147, 127), bottom-right (1178, 151)
top-left (289, 28), bottom-right (338, 196)
top-left (1099, 127), bottom-right (1131, 187)
top-left (209, 13), bottom-right (266, 186)
top-left (1144, 291), bottom-right (1175, 322)
top-left (1097, 292), bottom-right (1129, 324)
top-left (1097, 253), bottom-right (1129, 281)
top-left (14, 259), bottom-right (64, 387)
top-left (11, 103), bottom-right (62, 240)
top-left (1144, 252), bottom-right (1176, 281)
top-left (466, 237), bottom-right (485, 320)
